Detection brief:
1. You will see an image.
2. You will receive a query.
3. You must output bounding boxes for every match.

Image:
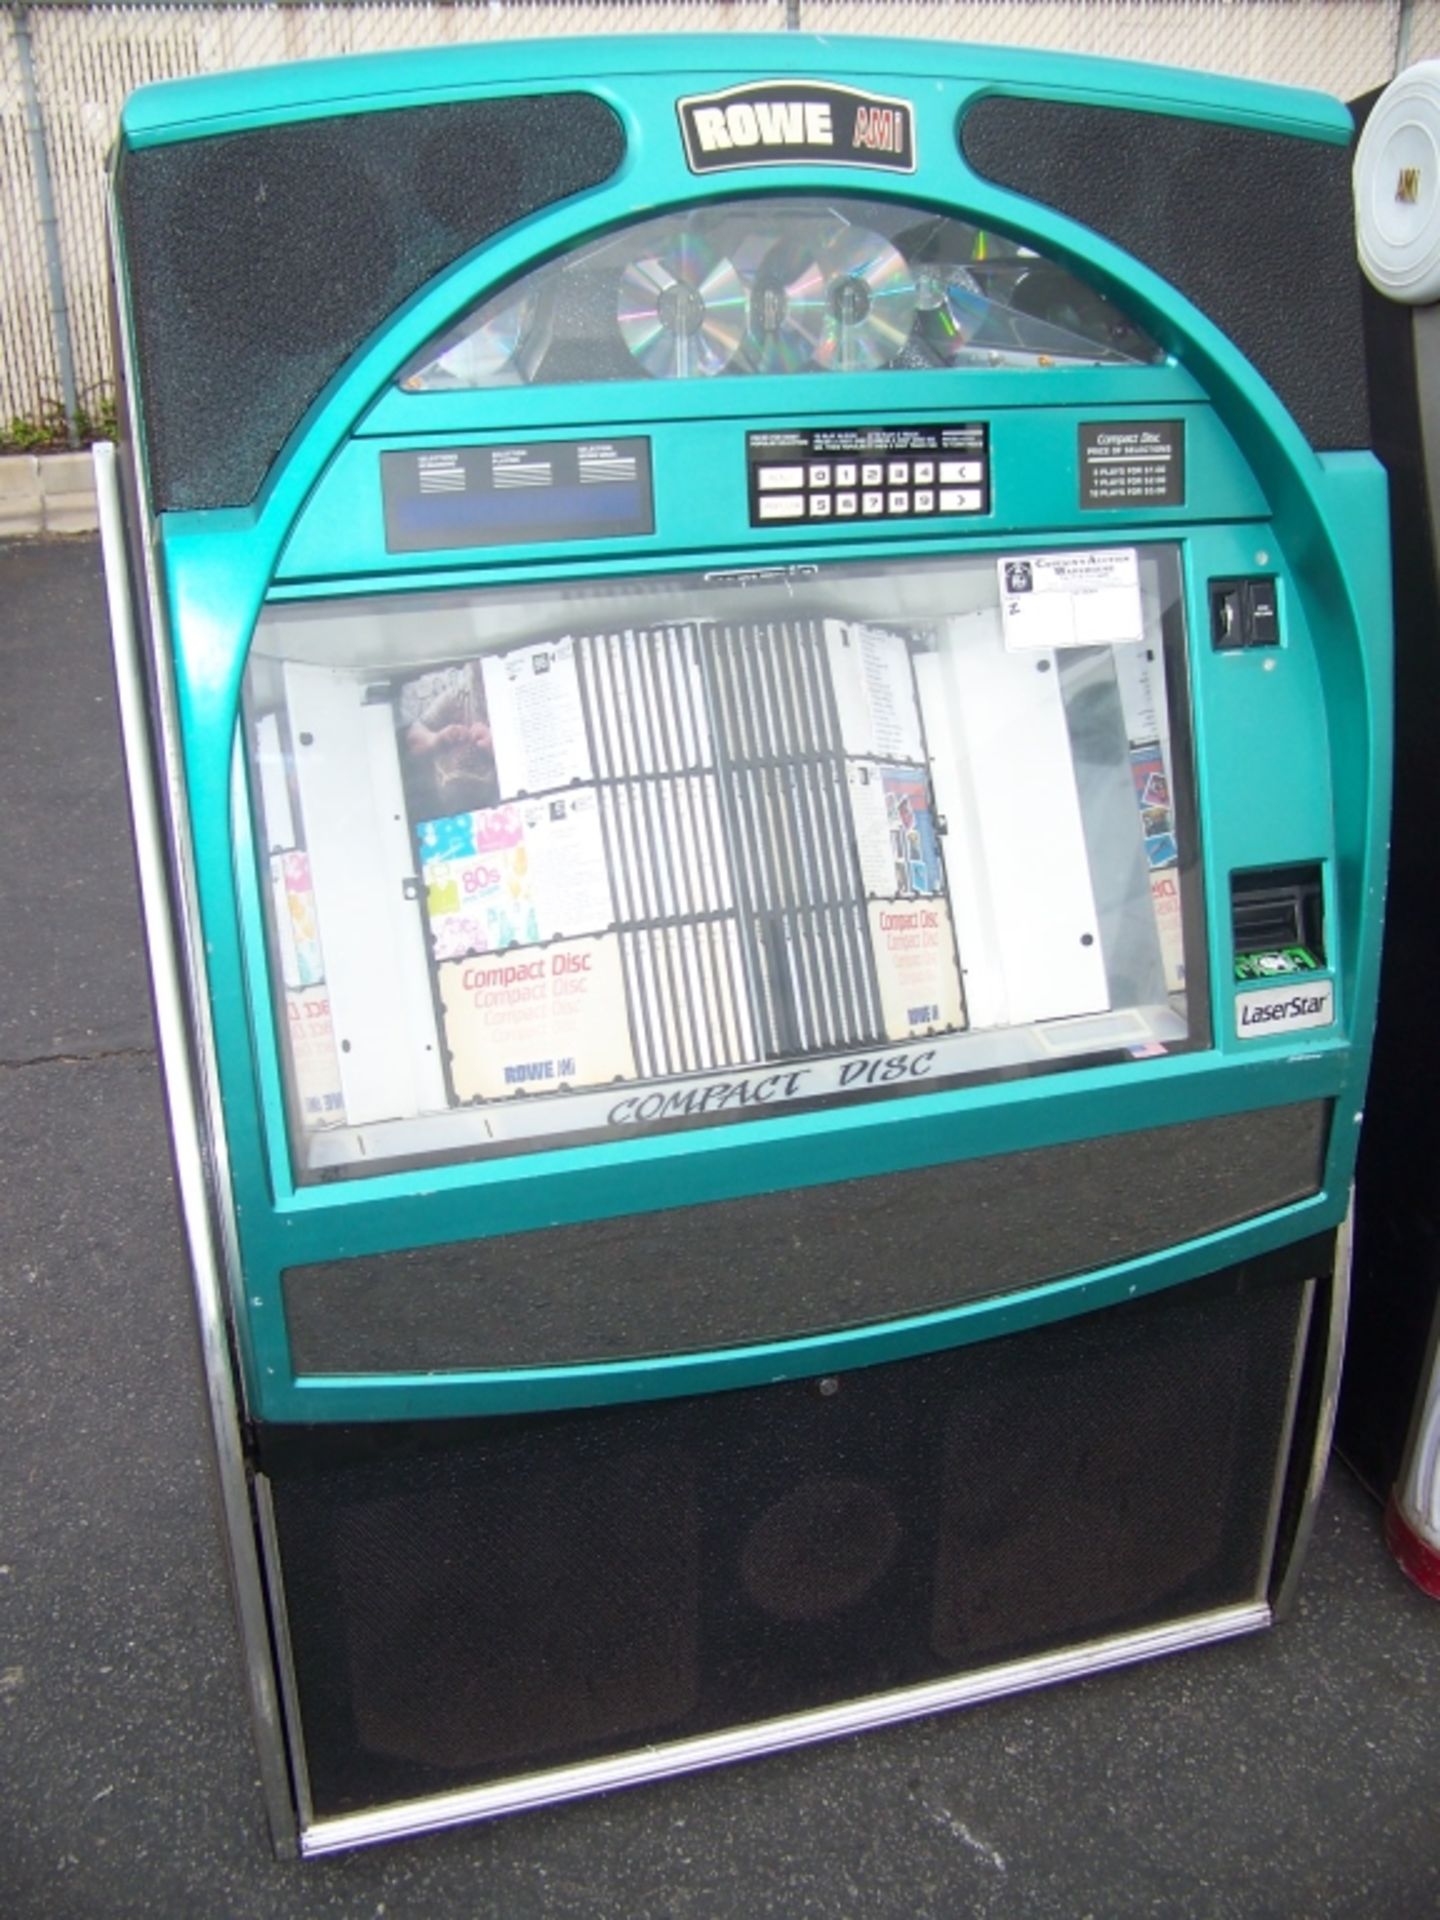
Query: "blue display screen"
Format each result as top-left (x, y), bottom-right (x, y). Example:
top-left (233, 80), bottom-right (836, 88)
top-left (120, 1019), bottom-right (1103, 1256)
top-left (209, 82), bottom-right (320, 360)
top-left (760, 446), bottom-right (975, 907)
top-left (381, 439), bottom-right (654, 553)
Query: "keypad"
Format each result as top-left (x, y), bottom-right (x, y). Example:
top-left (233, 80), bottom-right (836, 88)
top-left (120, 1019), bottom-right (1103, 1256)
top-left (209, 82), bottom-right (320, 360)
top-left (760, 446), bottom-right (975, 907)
top-left (753, 452), bottom-right (988, 525)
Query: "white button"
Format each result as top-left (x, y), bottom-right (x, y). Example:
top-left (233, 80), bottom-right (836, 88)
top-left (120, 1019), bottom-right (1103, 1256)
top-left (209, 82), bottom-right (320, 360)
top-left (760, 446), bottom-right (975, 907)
top-left (809, 494), bottom-right (832, 517)
top-left (887, 460), bottom-right (910, 485)
top-left (888, 490), bottom-right (910, 514)
top-left (939, 487), bottom-right (983, 512)
top-left (939, 460), bottom-right (983, 484)
top-left (913, 489), bottom-right (935, 513)
top-left (808, 464), bottom-right (832, 488)
top-left (758, 495), bottom-right (806, 520)
top-left (835, 492), bottom-right (858, 515)
top-left (862, 463), bottom-right (883, 486)
top-left (862, 490), bottom-right (885, 514)
top-left (835, 463), bottom-right (858, 487)
top-left (913, 461), bottom-right (935, 485)
top-left (759, 466), bottom-right (806, 490)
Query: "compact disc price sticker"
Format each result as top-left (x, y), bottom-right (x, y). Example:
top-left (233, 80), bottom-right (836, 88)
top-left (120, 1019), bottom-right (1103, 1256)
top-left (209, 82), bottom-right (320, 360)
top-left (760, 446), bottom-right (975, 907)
top-left (999, 549), bottom-right (1144, 651)
top-left (1079, 421), bottom-right (1185, 508)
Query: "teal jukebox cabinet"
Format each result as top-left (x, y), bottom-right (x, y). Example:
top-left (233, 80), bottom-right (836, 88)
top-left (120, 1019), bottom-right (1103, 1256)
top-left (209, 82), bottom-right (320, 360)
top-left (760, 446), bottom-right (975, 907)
top-left (99, 36), bottom-right (1388, 1857)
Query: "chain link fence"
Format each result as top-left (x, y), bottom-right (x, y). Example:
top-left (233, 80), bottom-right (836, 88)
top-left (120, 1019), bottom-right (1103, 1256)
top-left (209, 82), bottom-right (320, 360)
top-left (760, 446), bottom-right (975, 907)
top-left (3, 0), bottom-right (1438, 441)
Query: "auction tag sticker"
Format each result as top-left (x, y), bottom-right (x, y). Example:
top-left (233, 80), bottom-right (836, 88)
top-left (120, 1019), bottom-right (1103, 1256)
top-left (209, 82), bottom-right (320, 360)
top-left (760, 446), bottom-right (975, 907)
top-left (1235, 978), bottom-right (1335, 1039)
top-left (999, 549), bottom-right (1145, 651)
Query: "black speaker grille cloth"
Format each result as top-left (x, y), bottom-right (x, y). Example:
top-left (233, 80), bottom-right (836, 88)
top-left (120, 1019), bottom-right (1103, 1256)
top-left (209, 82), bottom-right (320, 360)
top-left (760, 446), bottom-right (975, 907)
top-left (284, 1101), bottom-right (1330, 1372)
top-left (960, 99), bottom-right (1368, 452)
top-left (263, 1249), bottom-right (1318, 1818)
top-left (116, 96), bottom-right (625, 511)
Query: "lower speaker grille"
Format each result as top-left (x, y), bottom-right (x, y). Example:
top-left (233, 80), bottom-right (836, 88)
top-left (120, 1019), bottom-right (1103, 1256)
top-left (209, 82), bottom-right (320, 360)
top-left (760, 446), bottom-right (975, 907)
top-left (261, 1247), bottom-right (1321, 1820)
top-left (283, 1101), bottom-right (1331, 1373)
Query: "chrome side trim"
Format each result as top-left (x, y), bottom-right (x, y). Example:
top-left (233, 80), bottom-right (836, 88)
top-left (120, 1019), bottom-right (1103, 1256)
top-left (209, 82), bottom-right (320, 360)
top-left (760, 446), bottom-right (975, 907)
top-left (299, 1601), bottom-right (1271, 1858)
top-left (105, 175), bottom-right (300, 1854)
top-left (1272, 1203), bottom-right (1352, 1620)
top-left (94, 437), bottom-right (298, 1858)
top-left (1255, 1276), bottom-right (1317, 1601)
top-left (103, 201), bottom-right (250, 1378)
top-left (253, 1477), bottom-right (315, 1834)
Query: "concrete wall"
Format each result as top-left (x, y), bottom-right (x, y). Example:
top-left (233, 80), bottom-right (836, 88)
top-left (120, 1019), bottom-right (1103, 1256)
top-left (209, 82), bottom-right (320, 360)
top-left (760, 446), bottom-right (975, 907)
top-left (0, 450), bottom-right (97, 535)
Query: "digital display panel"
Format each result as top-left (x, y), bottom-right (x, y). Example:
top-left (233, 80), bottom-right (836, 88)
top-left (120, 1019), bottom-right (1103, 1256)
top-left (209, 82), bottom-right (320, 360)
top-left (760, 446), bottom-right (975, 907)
top-left (381, 438), bottom-right (654, 553)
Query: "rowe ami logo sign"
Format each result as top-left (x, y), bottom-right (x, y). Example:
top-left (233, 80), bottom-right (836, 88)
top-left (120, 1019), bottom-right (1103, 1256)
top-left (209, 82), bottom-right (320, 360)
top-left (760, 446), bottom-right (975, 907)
top-left (678, 81), bottom-right (916, 173)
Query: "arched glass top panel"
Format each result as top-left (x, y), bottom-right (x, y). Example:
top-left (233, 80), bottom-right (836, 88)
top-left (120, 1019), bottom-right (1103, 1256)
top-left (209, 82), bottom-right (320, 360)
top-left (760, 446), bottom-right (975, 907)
top-left (398, 196), bottom-right (1165, 391)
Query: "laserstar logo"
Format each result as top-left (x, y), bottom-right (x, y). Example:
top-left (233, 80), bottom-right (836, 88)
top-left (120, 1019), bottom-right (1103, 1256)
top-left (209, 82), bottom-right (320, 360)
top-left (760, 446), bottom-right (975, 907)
top-left (1234, 978), bottom-right (1335, 1039)
top-left (677, 81), bottom-right (916, 174)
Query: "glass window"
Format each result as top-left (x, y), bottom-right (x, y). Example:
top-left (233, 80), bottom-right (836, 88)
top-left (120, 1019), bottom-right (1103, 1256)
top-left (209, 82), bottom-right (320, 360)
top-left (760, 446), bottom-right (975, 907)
top-left (244, 547), bottom-right (1201, 1181)
top-left (398, 197), bottom-right (1164, 391)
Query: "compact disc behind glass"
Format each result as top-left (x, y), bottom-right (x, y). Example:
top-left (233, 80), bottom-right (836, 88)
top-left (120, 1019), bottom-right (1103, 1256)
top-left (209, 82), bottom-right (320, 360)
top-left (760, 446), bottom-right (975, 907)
top-left (912, 264), bottom-right (986, 361)
top-left (800, 228), bottom-right (919, 371)
top-left (617, 234), bottom-right (747, 378)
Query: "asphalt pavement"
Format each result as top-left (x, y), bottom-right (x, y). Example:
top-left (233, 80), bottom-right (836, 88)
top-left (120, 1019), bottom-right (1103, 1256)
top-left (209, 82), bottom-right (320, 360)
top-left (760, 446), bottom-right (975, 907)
top-left (2, 533), bottom-right (1438, 1919)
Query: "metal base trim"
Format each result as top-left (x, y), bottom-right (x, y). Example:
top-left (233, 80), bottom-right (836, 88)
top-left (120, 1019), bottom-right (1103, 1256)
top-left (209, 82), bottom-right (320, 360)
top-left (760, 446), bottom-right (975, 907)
top-left (298, 1600), bottom-right (1271, 1858)
top-left (1272, 1206), bottom-right (1350, 1622)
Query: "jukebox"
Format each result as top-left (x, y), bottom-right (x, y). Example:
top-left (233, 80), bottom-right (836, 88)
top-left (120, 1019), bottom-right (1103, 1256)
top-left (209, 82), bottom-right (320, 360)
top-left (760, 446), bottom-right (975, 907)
top-left (97, 36), bottom-right (1389, 1855)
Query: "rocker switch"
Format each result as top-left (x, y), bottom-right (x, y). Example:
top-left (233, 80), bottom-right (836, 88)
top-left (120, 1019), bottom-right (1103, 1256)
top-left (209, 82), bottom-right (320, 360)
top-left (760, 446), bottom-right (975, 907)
top-left (1210, 576), bottom-right (1280, 650)
top-left (1246, 578), bottom-right (1280, 646)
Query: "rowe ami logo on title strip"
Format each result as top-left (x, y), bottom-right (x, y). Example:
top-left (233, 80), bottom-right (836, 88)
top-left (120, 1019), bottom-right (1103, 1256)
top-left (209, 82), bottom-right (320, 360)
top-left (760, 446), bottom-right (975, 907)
top-left (678, 81), bottom-right (916, 173)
